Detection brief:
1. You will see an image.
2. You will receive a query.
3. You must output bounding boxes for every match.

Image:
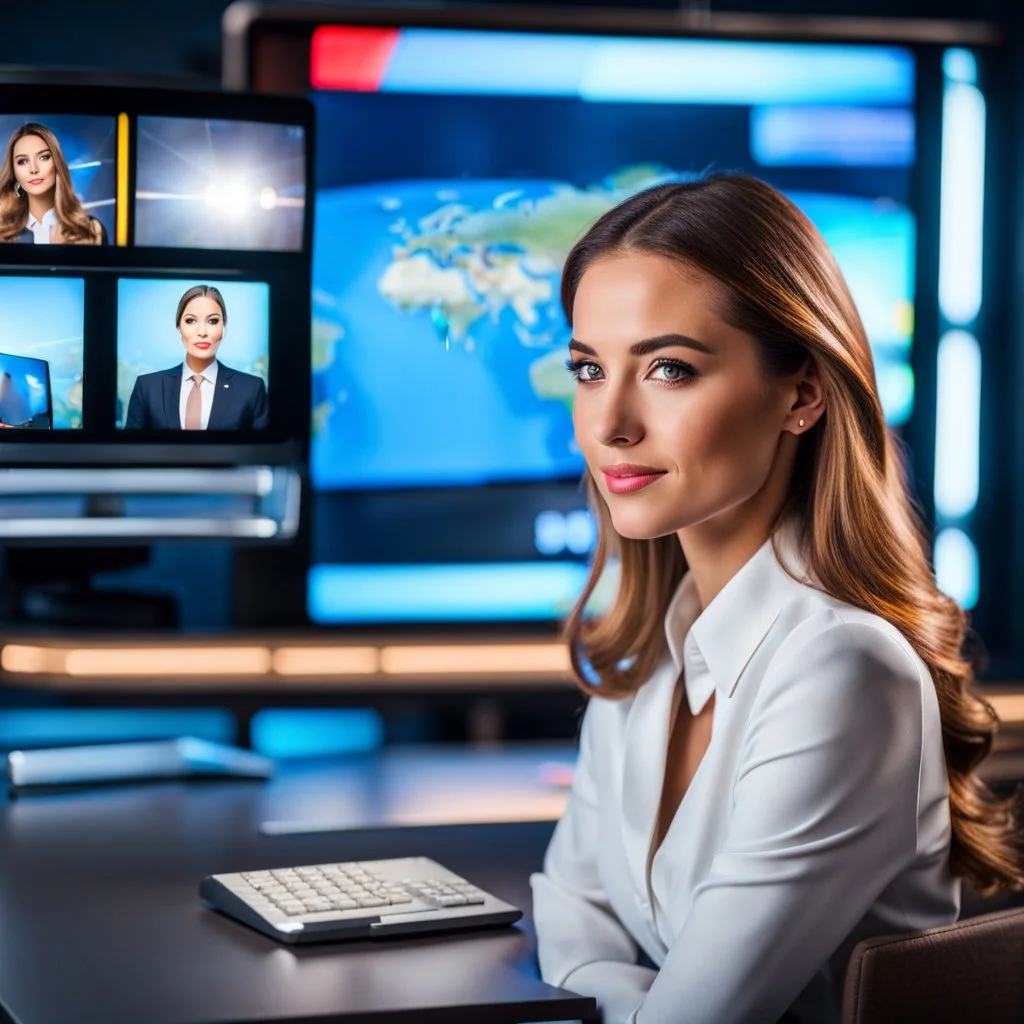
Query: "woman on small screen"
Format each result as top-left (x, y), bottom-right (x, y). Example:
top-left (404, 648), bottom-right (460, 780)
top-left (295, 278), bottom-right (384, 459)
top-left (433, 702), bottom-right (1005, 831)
top-left (531, 174), bottom-right (1024, 1024)
top-left (0, 123), bottom-right (107, 245)
top-left (124, 285), bottom-right (269, 431)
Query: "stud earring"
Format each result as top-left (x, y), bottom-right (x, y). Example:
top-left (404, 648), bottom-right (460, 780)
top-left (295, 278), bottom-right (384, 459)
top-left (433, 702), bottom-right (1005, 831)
top-left (798, 418), bottom-right (806, 428)
top-left (13, 183), bottom-right (20, 197)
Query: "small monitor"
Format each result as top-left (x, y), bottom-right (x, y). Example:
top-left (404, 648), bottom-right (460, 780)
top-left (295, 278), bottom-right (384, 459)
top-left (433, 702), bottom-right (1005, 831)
top-left (0, 350), bottom-right (52, 429)
top-left (0, 114), bottom-right (116, 248)
top-left (0, 83), bottom-right (314, 468)
top-left (134, 116), bottom-right (306, 252)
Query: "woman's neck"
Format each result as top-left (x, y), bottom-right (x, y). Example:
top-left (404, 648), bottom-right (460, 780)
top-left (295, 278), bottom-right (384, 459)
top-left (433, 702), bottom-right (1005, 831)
top-left (677, 435), bottom-right (799, 608)
top-left (27, 193), bottom-right (54, 224)
top-left (185, 354), bottom-right (216, 374)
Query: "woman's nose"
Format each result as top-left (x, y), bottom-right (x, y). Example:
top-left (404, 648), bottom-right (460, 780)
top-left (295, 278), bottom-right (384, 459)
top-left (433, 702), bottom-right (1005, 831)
top-left (591, 384), bottom-right (643, 448)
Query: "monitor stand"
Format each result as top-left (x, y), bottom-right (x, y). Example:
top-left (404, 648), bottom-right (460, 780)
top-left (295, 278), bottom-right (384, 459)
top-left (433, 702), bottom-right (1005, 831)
top-left (3, 546), bottom-right (178, 630)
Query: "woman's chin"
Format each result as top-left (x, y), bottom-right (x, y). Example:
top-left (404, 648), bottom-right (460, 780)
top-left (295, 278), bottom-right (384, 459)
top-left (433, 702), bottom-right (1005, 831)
top-left (607, 510), bottom-right (677, 542)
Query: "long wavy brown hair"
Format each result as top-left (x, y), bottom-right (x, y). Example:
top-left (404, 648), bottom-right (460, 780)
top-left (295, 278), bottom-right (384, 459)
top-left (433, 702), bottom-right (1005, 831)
top-left (0, 123), bottom-right (99, 244)
top-left (563, 173), bottom-right (1023, 897)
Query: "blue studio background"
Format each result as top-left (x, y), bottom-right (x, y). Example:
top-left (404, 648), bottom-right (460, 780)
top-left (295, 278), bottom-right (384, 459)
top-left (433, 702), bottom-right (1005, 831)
top-left (0, 0), bottom-right (1021, 760)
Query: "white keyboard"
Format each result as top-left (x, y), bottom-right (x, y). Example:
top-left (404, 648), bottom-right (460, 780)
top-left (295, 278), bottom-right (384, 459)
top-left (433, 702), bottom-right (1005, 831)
top-left (201, 856), bottom-right (522, 944)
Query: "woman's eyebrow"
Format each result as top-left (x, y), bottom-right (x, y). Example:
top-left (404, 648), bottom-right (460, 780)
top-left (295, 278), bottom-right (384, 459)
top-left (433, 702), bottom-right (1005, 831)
top-left (569, 333), bottom-right (714, 357)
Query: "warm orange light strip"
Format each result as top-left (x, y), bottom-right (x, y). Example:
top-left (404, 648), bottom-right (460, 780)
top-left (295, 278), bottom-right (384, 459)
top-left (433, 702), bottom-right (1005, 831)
top-left (272, 647), bottom-right (379, 676)
top-left (64, 647), bottom-right (272, 677)
top-left (116, 113), bottom-right (129, 246)
top-left (0, 641), bottom-right (573, 680)
top-left (989, 694), bottom-right (1024, 724)
top-left (379, 644), bottom-right (572, 676)
top-left (1, 645), bottom-right (64, 675)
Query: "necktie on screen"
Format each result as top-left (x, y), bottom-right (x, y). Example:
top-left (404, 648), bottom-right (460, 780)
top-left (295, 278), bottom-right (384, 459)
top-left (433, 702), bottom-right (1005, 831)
top-left (185, 374), bottom-right (203, 430)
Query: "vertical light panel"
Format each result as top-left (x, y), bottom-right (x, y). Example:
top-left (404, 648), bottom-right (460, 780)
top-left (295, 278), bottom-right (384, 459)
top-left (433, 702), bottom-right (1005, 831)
top-left (934, 528), bottom-right (979, 609)
top-left (934, 49), bottom-right (985, 611)
top-left (116, 113), bottom-right (129, 246)
top-left (938, 57), bottom-right (985, 324)
top-left (934, 330), bottom-right (981, 518)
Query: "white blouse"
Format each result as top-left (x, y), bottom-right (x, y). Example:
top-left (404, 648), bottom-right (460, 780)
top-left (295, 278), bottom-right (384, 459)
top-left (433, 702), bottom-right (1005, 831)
top-left (531, 531), bottom-right (959, 1024)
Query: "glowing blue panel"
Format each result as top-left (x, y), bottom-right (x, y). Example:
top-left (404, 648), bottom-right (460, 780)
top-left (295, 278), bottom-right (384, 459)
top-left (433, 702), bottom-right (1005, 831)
top-left (308, 562), bottom-right (590, 623)
top-left (0, 708), bottom-right (235, 748)
top-left (939, 80), bottom-right (985, 325)
top-left (250, 709), bottom-right (382, 759)
top-left (379, 31), bottom-right (915, 106)
top-left (943, 48), bottom-right (978, 85)
top-left (934, 330), bottom-right (981, 519)
top-left (579, 42), bottom-right (913, 105)
top-left (751, 106), bottom-right (914, 167)
top-left (384, 30), bottom-right (592, 96)
top-left (934, 528), bottom-right (979, 609)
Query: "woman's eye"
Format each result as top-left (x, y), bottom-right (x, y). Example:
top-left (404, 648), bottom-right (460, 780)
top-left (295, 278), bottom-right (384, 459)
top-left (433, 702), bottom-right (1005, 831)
top-left (650, 360), bottom-right (696, 383)
top-left (566, 358), bottom-right (602, 382)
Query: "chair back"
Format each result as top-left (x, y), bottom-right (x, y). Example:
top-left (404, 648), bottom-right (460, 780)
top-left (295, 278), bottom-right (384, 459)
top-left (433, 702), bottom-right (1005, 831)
top-left (842, 907), bottom-right (1024, 1024)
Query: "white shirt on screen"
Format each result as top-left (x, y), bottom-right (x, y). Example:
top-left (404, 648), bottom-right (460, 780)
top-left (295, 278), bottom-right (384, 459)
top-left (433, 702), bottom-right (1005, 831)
top-left (26, 207), bottom-right (58, 244)
top-left (530, 528), bottom-right (959, 1024)
top-left (179, 359), bottom-right (219, 430)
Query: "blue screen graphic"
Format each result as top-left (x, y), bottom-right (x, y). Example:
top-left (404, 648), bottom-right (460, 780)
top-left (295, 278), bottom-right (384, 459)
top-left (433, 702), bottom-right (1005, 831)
top-left (310, 34), bottom-right (917, 492)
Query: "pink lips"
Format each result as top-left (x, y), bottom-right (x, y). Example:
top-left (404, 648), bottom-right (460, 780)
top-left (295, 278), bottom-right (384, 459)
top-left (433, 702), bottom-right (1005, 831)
top-left (601, 465), bottom-right (667, 495)
top-left (193, 342), bottom-right (212, 350)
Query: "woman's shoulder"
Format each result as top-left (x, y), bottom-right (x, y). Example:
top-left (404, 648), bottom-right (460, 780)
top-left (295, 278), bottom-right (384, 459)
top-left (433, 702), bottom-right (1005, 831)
top-left (219, 365), bottom-right (265, 387)
top-left (764, 584), bottom-right (929, 707)
top-left (134, 366), bottom-right (180, 385)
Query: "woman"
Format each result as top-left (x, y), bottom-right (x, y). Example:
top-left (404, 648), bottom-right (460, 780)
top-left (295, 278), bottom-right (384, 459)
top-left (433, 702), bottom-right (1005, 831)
top-left (531, 174), bottom-right (1023, 1024)
top-left (124, 284), bottom-right (269, 431)
top-left (0, 123), bottom-right (107, 245)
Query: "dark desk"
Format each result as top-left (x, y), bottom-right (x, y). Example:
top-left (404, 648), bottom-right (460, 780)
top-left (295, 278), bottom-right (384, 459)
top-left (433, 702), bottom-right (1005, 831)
top-left (0, 756), bottom-right (598, 1024)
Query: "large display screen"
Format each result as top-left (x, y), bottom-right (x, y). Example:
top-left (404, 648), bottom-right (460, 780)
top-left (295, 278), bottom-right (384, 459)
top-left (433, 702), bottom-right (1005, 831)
top-left (308, 28), bottom-right (917, 493)
top-left (291, 24), bottom-right (921, 624)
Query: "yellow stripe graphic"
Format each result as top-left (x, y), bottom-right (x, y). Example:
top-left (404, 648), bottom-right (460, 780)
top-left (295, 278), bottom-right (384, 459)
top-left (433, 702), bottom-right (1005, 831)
top-left (116, 113), bottom-right (129, 246)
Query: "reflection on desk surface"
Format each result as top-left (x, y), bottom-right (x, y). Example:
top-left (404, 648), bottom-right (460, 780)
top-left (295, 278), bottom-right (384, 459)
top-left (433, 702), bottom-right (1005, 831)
top-left (259, 743), bottom-right (577, 836)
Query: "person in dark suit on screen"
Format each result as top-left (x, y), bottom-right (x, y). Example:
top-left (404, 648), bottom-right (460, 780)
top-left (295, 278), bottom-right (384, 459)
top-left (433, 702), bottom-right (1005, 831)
top-left (124, 284), bottom-right (269, 431)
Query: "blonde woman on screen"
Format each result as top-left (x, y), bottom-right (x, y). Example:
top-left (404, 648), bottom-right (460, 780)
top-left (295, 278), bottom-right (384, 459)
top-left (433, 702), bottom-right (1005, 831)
top-left (531, 174), bottom-right (1024, 1024)
top-left (0, 122), bottom-right (107, 245)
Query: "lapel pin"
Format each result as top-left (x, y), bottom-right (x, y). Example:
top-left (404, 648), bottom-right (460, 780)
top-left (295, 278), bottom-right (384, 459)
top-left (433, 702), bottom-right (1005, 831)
top-left (223, 383), bottom-right (230, 388)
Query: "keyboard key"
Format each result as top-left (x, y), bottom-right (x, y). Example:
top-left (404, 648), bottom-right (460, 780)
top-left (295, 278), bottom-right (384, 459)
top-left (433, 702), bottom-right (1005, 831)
top-left (434, 895), bottom-right (468, 907)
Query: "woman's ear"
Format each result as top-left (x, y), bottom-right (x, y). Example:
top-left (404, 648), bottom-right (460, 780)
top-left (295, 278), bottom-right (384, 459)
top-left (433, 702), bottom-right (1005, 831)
top-left (784, 357), bottom-right (825, 434)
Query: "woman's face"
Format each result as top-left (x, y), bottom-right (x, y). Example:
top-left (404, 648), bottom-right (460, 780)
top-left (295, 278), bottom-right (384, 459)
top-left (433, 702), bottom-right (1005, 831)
top-left (12, 135), bottom-right (56, 198)
top-left (570, 252), bottom-right (802, 541)
top-left (178, 296), bottom-right (224, 363)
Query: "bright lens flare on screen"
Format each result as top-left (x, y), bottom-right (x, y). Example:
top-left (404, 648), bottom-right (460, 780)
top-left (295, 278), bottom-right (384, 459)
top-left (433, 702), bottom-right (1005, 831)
top-left (259, 187), bottom-right (278, 210)
top-left (204, 178), bottom-right (253, 220)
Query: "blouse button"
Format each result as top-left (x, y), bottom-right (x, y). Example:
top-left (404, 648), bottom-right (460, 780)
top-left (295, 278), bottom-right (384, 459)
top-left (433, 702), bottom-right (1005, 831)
top-left (635, 894), bottom-right (650, 914)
